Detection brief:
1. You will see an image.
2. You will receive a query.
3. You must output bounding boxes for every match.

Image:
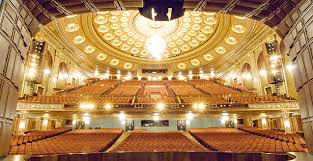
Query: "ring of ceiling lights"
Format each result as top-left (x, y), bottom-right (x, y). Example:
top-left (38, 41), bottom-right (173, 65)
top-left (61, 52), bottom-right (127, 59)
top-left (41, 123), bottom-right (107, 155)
top-left (55, 11), bottom-right (255, 71)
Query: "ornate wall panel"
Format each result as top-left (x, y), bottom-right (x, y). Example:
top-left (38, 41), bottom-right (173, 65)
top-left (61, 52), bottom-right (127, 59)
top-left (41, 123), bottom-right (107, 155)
top-left (0, 0), bottom-right (34, 156)
top-left (282, 0), bottom-right (313, 151)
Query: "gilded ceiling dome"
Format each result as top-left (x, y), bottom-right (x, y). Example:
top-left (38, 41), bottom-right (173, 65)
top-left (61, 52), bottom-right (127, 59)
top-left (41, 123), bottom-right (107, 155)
top-left (40, 10), bottom-right (273, 72)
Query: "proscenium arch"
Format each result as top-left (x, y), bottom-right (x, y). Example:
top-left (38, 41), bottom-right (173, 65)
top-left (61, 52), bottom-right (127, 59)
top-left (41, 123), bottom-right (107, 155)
top-left (24, 0), bottom-right (298, 37)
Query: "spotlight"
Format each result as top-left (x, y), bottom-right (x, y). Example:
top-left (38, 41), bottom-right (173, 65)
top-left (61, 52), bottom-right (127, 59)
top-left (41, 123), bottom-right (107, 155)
top-left (139, 0), bottom-right (185, 21)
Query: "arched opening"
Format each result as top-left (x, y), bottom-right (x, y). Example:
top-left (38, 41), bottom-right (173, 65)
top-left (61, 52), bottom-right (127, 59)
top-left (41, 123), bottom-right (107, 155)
top-left (40, 51), bottom-right (53, 94)
top-left (56, 62), bottom-right (68, 89)
top-left (241, 63), bottom-right (253, 89)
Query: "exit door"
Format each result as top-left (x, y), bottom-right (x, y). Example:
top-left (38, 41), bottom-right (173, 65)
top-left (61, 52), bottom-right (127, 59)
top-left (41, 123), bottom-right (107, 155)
top-left (177, 120), bottom-right (186, 131)
top-left (125, 120), bottom-right (134, 131)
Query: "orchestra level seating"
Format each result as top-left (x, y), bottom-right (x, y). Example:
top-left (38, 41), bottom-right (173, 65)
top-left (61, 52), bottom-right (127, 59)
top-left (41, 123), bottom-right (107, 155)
top-left (9, 129), bottom-right (122, 155)
top-left (189, 128), bottom-right (306, 153)
top-left (111, 131), bottom-right (208, 152)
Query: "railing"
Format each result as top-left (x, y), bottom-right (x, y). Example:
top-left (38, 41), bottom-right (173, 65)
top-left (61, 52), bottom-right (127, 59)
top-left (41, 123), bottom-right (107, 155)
top-left (8, 152), bottom-right (293, 161)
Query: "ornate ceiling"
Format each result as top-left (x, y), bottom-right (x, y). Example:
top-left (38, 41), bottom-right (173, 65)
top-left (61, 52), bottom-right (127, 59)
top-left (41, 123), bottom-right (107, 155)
top-left (38, 10), bottom-right (276, 73)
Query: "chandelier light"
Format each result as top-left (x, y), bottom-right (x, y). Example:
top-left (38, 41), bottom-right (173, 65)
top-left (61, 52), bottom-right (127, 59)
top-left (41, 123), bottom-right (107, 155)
top-left (146, 35), bottom-right (166, 59)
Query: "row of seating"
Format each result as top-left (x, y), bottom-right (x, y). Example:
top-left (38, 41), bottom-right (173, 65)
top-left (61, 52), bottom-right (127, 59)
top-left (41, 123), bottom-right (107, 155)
top-left (67, 80), bottom-right (120, 95)
top-left (19, 96), bottom-right (133, 104)
top-left (10, 128), bottom-right (71, 146)
top-left (19, 80), bottom-right (294, 105)
top-left (10, 129), bottom-right (123, 155)
top-left (238, 127), bottom-right (306, 145)
top-left (109, 86), bottom-right (140, 96)
top-left (189, 80), bottom-right (240, 95)
top-left (111, 131), bottom-right (207, 152)
top-left (189, 128), bottom-right (305, 153)
top-left (137, 96), bottom-right (176, 104)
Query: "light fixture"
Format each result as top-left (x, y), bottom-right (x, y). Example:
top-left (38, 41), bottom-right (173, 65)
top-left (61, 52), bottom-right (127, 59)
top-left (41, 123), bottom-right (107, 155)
top-left (259, 69), bottom-right (267, 76)
top-left (286, 63), bottom-right (295, 71)
top-left (104, 103), bottom-right (112, 111)
top-left (186, 111), bottom-right (193, 121)
top-left (152, 113), bottom-right (160, 121)
top-left (19, 120), bottom-right (26, 129)
top-left (146, 35), bottom-right (166, 59)
top-left (72, 119), bottom-right (77, 125)
top-left (156, 103), bottom-right (165, 112)
top-left (42, 119), bottom-right (48, 126)
top-left (119, 111), bottom-right (126, 120)
top-left (83, 116), bottom-right (90, 125)
top-left (139, 0), bottom-right (185, 21)
top-left (43, 69), bottom-right (51, 75)
top-left (80, 103), bottom-right (95, 110)
top-left (193, 103), bottom-right (206, 111)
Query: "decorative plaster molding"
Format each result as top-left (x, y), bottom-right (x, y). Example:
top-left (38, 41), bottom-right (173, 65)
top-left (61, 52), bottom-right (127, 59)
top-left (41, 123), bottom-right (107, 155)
top-left (248, 102), bottom-right (299, 110)
top-left (17, 103), bottom-right (65, 111)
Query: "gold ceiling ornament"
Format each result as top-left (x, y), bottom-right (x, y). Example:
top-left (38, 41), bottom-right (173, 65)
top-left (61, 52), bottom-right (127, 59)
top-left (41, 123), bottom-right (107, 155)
top-left (225, 36), bottom-right (237, 45)
top-left (215, 46), bottom-right (226, 54)
top-left (90, 11), bottom-right (218, 59)
top-left (178, 63), bottom-right (187, 69)
top-left (232, 25), bottom-right (245, 33)
top-left (204, 17), bottom-right (217, 25)
top-left (110, 59), bottom-right (120, 66)
top-left (123, 62), bottom-right (133, 69)
top-left (94, 15), bottom-right (108, 24)
top-left (65, 23), bottom-right (79, 32)
top-left (203, 53), bottom-right (214, 61)
top-left (98, 25), bottom-right (110, 33)
top-left (84, 45), bottom-right (96, 53)
top-left (73, 35), bottom-right (86, 44)
top-left (191, 59), bottom-right (201, 66)
top-left (96, 53), bottom-right (107, 61)
top-left (53, 10), bottom-right (261, 71)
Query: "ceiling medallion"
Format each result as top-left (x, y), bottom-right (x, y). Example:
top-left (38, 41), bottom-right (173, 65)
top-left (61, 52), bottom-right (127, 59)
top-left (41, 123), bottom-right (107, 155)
top-left (96, 53), bottom-right (107, 61)
top-left (232, 25), bottom-right (245, 33)
top-left (73, 35), bottom-right (86, 44)
top-left (65, 23), bottom-right (79, 32)
top-left (191, 59), bottom-right (201, 66)
top-left (204, 17), bottom-right (217, 25)
top-left (178, 63), bottom-right (187, 69)
top-left (225, 37), bottom-right (237, 45)
top-left (110, 59), bottom-right (120, 65)
top-left (94, 15), bottom-right (108, 24)
top-left (84, 45), bottom-right (95, 53)
top-left (215, 46), bottom-right (226, 54)
top-left (123, 63), bottom-right (133, 69)
top-left (203, 54), bottom-right (214, 61)
top-left (98, 25), bottom-right (110, 33)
